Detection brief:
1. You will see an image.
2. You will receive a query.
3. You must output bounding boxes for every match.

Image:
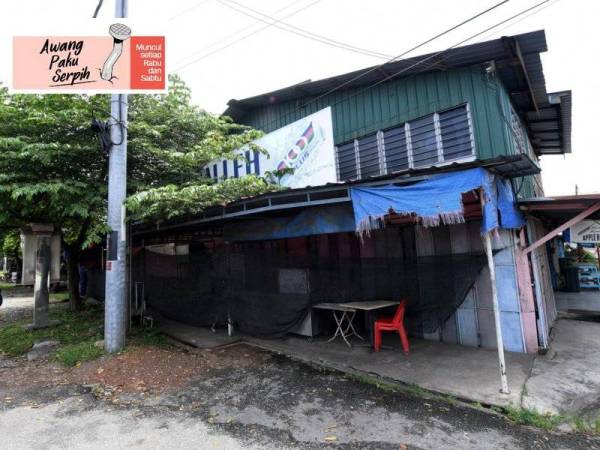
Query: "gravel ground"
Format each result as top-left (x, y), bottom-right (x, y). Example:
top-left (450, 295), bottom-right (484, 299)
top-left (1, 296), bottom-right (599, 449)
top-left (1, 346), bottom-right (599, 449)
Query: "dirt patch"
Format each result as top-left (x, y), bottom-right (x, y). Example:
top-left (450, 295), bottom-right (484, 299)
top-left (0, 358), bottom-right (69, 390)
top-left (71, 343), bottom-right (266, 396)
top-left (1, 338), bottom-right (266, 408)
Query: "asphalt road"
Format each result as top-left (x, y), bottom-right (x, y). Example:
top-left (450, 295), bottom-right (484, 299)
top-left (2, 350), bottom-right (599, 449)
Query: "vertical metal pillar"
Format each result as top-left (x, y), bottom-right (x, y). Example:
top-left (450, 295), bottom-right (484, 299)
top-left (104, 0), bottom-right (128, 353)
top-left (483, 230), bottom-right (510, 394)
top-left (480, 190), bottom-right (510, 394)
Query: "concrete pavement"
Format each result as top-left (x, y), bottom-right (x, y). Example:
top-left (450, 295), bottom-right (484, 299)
top-left (248, 335), bottom-right (533, 407)
top-left (523, 319), bottom-right (600, 417)
top-left (2, 352), bottom-right (598, 449)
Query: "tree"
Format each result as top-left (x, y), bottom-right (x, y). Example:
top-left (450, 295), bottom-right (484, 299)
top-left (1, 230), bottom-right (22, 278)
top-left (0, 75), bottom-right (278, 310)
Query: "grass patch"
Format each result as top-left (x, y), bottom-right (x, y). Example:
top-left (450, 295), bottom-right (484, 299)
top-left (128, 327), bottom-right (169, 348)
top-left (0, 325), bottom-right (35, 356)
top-left (594, 418), bottom-right (600, 434)
top-left (0, 303), bottom-right (104, 365)
top-left (505, 405), bottom-right (563, 431)
top-left (564, 416), bottom-right (600, 435)
top-left (0, 282), bottom-right (16, 290)
top-left (50, 292), bottom-right (70, 303)
top-left (0, 302), bottom-right (171, 366)
top-left (54, 341), bottom-right (104, 367)
top-left (344, 372), bottom-right (435, 397)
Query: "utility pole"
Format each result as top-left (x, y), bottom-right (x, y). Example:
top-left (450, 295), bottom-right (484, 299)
top-left (104, 0), bottom-right (128, 353)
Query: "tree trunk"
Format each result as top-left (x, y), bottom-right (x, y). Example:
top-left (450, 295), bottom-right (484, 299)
top-left (66, 246), bottom-right (82, 311)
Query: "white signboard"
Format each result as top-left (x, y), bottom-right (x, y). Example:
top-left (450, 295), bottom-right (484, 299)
top-left (568, 220), bottom-right (600, 244)
top-left (205, 107), bottom-right (336, 188)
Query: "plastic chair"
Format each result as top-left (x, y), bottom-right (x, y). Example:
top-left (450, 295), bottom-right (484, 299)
top-left (373, 299), bottom-right (409, 354)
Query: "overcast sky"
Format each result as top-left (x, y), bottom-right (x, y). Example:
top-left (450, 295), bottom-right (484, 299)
top-left (1, 0), bottom-right (598, 196)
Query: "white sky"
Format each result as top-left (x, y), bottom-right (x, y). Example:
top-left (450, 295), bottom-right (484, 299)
top-left (1, 0), bottom-right (598, 196)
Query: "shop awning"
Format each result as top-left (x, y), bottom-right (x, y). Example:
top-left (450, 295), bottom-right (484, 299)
top-left (518, 194), bottom-right (600, 254)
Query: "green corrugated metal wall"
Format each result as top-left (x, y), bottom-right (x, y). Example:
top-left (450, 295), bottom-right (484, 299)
top-left (235, 65), bottom-right (519, 161)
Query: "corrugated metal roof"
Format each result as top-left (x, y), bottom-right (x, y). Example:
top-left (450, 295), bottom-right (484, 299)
top-left (224, 30), bottom-right (571, 155)
top-left (519, 194), bottom-right (600, 221)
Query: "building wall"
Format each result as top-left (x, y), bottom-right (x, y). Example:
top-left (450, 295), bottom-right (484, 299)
top-left (135, 220), bottom-right (535, 353)
top-left (415, 222), bottom-right (533, 353)
top-left (527, 217), bottom-right (558, 348)
top-left (235, 65), bottom-right (527, 164)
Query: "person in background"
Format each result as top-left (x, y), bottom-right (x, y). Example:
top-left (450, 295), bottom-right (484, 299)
top-left (78, 264), bottom-right (88, 299)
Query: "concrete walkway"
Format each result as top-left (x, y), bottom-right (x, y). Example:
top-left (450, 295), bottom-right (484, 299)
top-left (156, 316), bottom-right (240, 349)
top-left (248, 335), bottom-right (532, 407)
top-left (158, 316), bottom-right (600, 416)
top-left (158, 318), bottom-right (533, 408)
top-left (523, 318), bottom-right (600, 417)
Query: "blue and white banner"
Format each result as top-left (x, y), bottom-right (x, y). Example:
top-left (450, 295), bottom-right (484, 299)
top-left (205, 107), bottom-right (336, 189)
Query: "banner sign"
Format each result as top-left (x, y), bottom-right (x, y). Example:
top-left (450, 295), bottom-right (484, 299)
top-left (566, 220), bottom-right (600, 244)
top-left (206, 107), bottom-right (337, 189)
top-left (11, 22), bottom-right (166, 93)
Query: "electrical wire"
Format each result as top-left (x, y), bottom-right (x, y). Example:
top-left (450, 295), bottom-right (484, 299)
top-left (174, 0), bottom-right (323, 71)
top-left (93, 0), bottom-right (104, 18)
top-left (299, 0), bottom-right (510, 108)
top-left (175, 0), bottom-right (505, 72)
top-left (218, 0), bottom-right (393, 60)
top-left (175, 0), bottom-right (306, 66)
top-left (169, 0), bottom-right (212, 22)
top-left (239, 0), bottom-right (552, 135)
top-left (470, 0), bottom-right (561, 43)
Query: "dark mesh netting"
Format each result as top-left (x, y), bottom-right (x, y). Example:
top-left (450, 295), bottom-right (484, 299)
top-left (134, 229), bottom-right (487, 338)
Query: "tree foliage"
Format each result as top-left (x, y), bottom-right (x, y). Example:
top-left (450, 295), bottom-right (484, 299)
top-left (0, 75), bottom-right (278, 307)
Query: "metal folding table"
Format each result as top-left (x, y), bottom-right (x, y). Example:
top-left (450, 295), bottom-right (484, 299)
top-left (313, 300), bottom-right (400, 348)
top-left (312, 302), bottom-right (363, 348)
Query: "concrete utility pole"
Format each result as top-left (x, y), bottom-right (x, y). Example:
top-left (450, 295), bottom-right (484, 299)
top-left (104, 0), bottom-right (129, 353)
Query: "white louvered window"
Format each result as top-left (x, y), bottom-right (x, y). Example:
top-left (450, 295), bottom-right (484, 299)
top-left (335, 104), bottom-right (475, 181)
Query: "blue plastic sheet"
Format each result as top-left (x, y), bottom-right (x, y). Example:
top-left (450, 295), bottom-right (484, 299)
top-left (350, 168), bottom-right (523, 235)
top-left (223, 203), bottom-right (356, 242)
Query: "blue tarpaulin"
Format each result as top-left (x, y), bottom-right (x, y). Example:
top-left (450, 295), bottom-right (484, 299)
top-left (350, 168), bottom-right (523, 235)
top-left (224, 203), bottom-right (356, 242)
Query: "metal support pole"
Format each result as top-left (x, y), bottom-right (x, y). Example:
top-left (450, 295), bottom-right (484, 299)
top-left (480, 189), bottom-right (510, 394)
top-left (483, 231), bottom-right (510, 394)
top-left (104, 0), bottom-right (128, 353)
